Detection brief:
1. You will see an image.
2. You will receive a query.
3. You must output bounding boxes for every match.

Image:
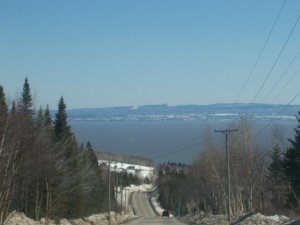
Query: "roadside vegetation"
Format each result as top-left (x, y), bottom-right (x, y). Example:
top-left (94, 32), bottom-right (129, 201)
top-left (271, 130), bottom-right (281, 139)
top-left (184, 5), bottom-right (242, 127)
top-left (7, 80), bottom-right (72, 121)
top-left (0, 78), bottom-right (108, 223)
top-left (0, 78), bottom-right (142, 223)
top-left (156, 117), bottom-right (300, 217)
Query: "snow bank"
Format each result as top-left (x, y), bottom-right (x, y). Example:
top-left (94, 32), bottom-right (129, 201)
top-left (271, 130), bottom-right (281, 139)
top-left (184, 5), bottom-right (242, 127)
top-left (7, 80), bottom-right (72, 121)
top-left (98, 160), bottom-right (154, 179)
top-left (4, 212), bottom-right (36, 225)
top-left (4, 211), bottom-right (135, 225)
top-left (4, 185), bottom-right (156, 225)
top-left (181, 212), bottom-right (294, 225)
top-left (234, 213), bottom-right (291, 225)
top-left (149, 191), bottom-right (174, 217)
top-left (267, 215), bottom-right (290, 222)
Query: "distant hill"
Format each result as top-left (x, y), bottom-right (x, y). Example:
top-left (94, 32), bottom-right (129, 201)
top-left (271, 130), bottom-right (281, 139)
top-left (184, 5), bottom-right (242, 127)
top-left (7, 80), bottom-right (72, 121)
top-left (65, 103), bottom-right (300, 122)
top-left (94, 151), bottom-right (154, 167)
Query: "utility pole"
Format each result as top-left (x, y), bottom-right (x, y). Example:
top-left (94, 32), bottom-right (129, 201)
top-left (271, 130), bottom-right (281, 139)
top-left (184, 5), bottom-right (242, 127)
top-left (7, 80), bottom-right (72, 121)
top-left (108, 162), bottom-right (111, 225)
top-left (120, 169), bottom-right (123, 214)
top-left (124, 188), bottom-right (128, 213)
top-left (215, 128), bottom-right (238, 222)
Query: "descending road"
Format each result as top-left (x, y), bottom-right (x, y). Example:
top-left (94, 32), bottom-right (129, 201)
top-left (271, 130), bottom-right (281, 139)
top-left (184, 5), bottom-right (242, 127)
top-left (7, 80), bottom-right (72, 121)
top-left (122, 191), bottom-right (187, 225)
top-left (132, 192), bottom-right (156, 217)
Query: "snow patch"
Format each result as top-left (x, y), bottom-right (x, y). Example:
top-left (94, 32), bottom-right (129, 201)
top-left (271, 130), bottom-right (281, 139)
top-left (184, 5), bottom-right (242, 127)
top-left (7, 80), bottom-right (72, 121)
top-left (98, 160), bottom-right (154, 179)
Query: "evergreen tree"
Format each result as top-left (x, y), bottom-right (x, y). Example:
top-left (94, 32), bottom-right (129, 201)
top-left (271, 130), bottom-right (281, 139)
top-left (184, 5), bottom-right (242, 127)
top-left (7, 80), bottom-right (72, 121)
top-left (52, 97), bottom-right (85, 217)
top-left (19, 77), bottom-right (32, 111)
top-left (35, 107), bottom-right (44, 127)
top-left (267, 144), bottom-right (288, 211)
top-left (284, 111), bottom-right (300, 205)
top-left (82, 142), bottom-right (106, 213)
top-left (268, 144), bottom-right (284, 178)
top-left (86, 141), bottom-right (93, 152)
top-left (11, 101), bottom-right (16, 114)
top-left (85, 141), bottom-right (99, 168)
top-left (54, 96), bottom-right (71, 140)
top-left (12, 79), bottom-right (36, 215)
top-left (0, 83), bottom-right (113, 220)
top-left (0, 85), bottom-right (8, 136)
top-left (44, 105), bottom-right (52, 127)
top-left (0, 85), bottom-right (7, 117)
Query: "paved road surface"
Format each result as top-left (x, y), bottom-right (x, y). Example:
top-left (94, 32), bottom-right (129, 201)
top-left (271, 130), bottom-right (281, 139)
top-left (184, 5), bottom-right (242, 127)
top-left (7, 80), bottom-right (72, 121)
top-left (122, 191), bottom-right (187, 225)
top-left (132, 192), bottom-right (156, 217)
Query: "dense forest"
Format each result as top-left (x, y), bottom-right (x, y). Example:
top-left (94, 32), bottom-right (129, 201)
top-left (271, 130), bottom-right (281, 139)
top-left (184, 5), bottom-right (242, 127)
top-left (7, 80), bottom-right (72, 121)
top-left (156, 117), bottom-right (300, 217)
top-left (0, 78), bottom-right (110, 222)
top-left (0, 78), bottom-right (144, 223)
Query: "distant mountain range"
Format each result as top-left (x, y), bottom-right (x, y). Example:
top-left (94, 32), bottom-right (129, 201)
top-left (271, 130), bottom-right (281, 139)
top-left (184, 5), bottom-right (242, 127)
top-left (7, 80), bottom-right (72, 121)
top-left (65, 103), bottom-right (300, 122)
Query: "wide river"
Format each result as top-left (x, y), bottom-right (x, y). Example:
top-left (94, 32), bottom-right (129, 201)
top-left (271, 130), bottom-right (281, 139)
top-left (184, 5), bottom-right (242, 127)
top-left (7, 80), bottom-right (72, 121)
top-left (70, 120), bottom-right (296, 164)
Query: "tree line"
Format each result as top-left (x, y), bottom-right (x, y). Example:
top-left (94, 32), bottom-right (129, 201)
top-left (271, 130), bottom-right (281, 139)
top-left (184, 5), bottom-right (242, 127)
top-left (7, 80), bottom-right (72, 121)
top-left (156, 116), bottom-right (300, 217)
top-left (0, 78), bottom-right (113, 223)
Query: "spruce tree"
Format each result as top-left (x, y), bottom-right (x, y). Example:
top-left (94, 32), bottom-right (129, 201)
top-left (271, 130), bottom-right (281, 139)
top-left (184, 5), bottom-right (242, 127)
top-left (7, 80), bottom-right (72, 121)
top-left (284, 111), bottom-right (300, 205)
top-left (0, 85), bottom-right (7, 122)
top-left (35, 107), bottom-right (44, 127)
top-left (12, 79), bottom-right (35, 215)
top-left (82, 141), bottom-right (106, 213)
top-left (86, 141), bottom-right (93, 152)
top-left (11, 101), bottom-right (16, 114)
top-left (0, 85), bottom-right (7, 117)
top-left (19, 77), bottom-right (33, 111)
top-left (52, 97), bottom-right (83, 217)
top-left (0, 85), bottom-right (7, 139)
top-left (54, 96), bottom-right (71, 140)
top-left (268, 144), bottom-right (283, 178)
top-left (44, 105), bottom-right (52, 128)
top-left (267, 144), bottom-right (288, 211)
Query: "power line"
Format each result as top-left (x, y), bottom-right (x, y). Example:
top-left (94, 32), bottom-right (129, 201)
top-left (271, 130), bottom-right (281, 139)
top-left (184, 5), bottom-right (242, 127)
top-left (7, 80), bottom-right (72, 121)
top-left (249, 15), bottom-right (300, 106)
top-left (251, 49), bottom-right (300, 115)
top-left (234, 0), bottom-right (288, 104)
top-left (261, 49), bottom-right (300, 104)
top-left (277, 93), bottom-right (300, 115)
top-left (146, 92), bottom-right (299, 160)
top-left (150, 140), bottom-right (203, 159)
top-left (270, 65), bottom-right (300, 104)
top-left (254, 92), bottom-right (300, 139)
top-left (142, 134), bottom-right (202, 158)
top-left (142, 131), bottom-right (216, 160)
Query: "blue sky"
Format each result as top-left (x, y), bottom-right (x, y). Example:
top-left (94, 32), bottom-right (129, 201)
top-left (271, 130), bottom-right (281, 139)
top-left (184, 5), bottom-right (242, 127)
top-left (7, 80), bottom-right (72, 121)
top-left (1, 0), bottom-right (300, 109)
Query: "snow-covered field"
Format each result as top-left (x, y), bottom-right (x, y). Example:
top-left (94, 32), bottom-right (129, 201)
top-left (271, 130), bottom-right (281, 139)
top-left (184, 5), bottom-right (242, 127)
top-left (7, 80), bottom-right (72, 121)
top-left (98, 160), bottom-right (154, 179)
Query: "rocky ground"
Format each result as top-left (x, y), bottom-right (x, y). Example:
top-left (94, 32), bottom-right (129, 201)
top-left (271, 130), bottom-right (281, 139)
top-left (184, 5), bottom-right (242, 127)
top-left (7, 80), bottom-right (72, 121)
top-left (181, 212), bottom-right (300, 225)
top-left (4, 211), bottom-right (136, 225)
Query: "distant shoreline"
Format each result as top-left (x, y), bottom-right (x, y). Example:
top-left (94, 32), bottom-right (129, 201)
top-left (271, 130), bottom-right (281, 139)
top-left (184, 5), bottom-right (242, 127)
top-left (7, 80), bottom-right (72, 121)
top-left (59, 103), bottom-right (300, 123)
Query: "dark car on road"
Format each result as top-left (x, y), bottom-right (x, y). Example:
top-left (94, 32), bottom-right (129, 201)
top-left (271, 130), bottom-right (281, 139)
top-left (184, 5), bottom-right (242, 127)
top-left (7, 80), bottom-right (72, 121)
top-left (162, 210), bottom-right (169, 217)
